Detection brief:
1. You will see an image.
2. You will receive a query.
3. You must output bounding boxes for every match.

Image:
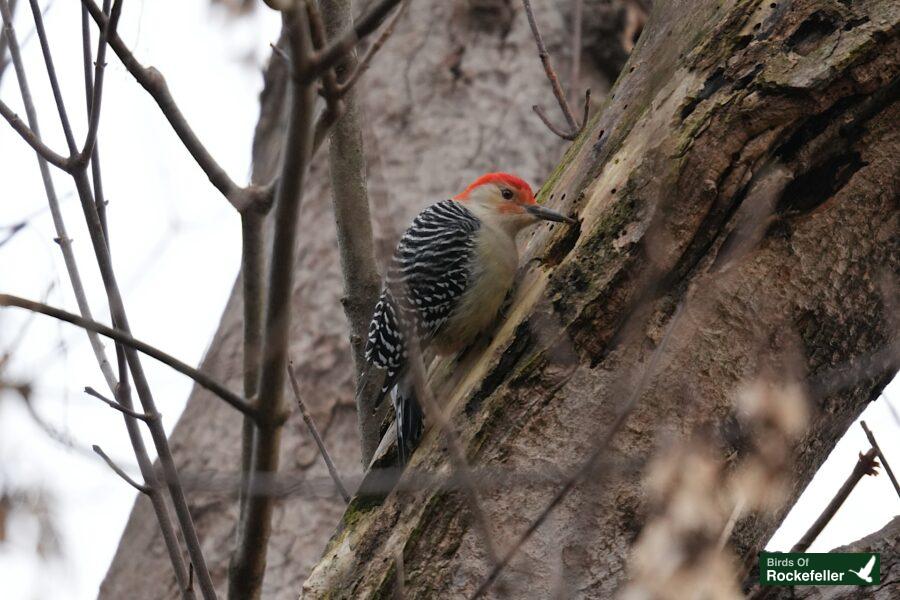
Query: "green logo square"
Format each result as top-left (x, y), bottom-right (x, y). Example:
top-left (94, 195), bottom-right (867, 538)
top-left (759, 552), bottom-right (880, 586)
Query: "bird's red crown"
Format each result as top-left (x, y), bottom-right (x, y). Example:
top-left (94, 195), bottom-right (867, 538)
top-left (454, 172), bottom-right (536, 204)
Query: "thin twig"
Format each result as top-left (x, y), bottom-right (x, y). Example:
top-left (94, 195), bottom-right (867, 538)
top-left (93, 444), bottom-right (149, 494)
top-left (334, 0), bottom-right (407, 95)
top-left (81, 3), bottom-right (111, 251)
top-left (308, 0), bottom-right (404, 79)
top-left (521, 0), bottom-right (590, 141)
top-left (0, 0), bottom-right (72, 170)
top-left (76, 0), bottom-right (122, 166)
top-left (860, 421), bottom-right (900, 499)
top-left (0, 294), bottom-right (256, 418)
top-left (269, 41), bottom-right (291, 66)
top-left (81, 0), bottom-right (257, 213)
top-left (81, 1), bottom-right (128, 396)
top-left (27, 0), bottom-right (78, 153)
top-left (569, 0), bottom-right (582, 107)
top-left (532, 104), bottom-right (577, 140)
top-left (306, 0), bottom-right (344, 144)
top-left (0, 99), bottom-right (70, 168)
top-left (84, 385), bottom-right (153, 421)
top-left (790, 447), bottom-right (879, 553)
top-left (0, 0), bottom-right (16, 82)
top-left (522, 0), bottom-right (577, 131)
top-left (81, 0), bottom-right (392, 214)
top-left (287, 361), bottom-right (351, 503)
top-left (110, 381), bottom-right (198, 600)
top-left (307, 1), bottom-right (341, 101)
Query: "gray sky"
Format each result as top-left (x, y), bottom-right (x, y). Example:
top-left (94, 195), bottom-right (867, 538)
top-left (0, 2), bottom-right (897, 599)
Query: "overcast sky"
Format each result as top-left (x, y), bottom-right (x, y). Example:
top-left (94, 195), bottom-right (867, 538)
top-left (0, 2), bottom-right (897, 599)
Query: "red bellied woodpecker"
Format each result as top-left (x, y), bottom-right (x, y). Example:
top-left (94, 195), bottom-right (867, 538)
top-left (364, 172), bottom-right (575, 464)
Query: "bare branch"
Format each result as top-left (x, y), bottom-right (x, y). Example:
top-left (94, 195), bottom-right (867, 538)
top-left (532, 104), bottom-right (577, 140)
top-left (521, 0), bottom-right (590, 141)
top-left (269, 41), bottom-right (291, 66)
top-left (77, 0), bottom-right (122, 166)
top-left (318, 0), bottom-right (385, 465)
top-left (26, 0), bottom-right (78, 153)
top-left (81, 0), bottom-right (256, 212)
top-left (93, 444), bottom-right (149, 494)
top-left (569, 0), bottom-right (583, 106)
top-left (81, 4), bottom-right (110, 240)
top-left (861, 421), bottom-right (900, 499)
top-left (228, 7), bottom-right (317, 598)
top-left (334, 0), bottom-right (408, 96)
top-left (237, 209), bottom-right (265, 529)
top-left (0, 0), bottom-right (15, 82)
top-left (0, 100), bottom-right (70, 168)
top-left (0, 294), bottom-right (257, 419)
top-left (307, 1), bottom-right (341, 102)
top-left (521, 0), bottom-right (577, 132)
top-left (287, 362), bottom-right (351, 503)
top-left (84, 385), bottom-right (153, 421)
top-left (308, 0), bottom-right (404, 79)
top-left (790, 448), bottom-right (880, 553)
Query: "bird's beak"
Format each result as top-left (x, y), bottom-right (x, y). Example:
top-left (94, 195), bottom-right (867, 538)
top-left (525, 204), bottom-right (577, 224)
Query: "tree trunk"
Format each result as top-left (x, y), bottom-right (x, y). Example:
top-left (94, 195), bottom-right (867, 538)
top-left (302, 0), bottom-right (899, 598)
top-left (100, 2), bottom-right (634, 597)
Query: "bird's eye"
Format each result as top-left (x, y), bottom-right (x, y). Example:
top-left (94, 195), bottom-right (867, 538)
top-left (501, 188), bottom-right (514, 200)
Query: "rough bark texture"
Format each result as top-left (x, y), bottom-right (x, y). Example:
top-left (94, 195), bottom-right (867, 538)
top-left (302, 0), bottom-right (899, 598)
top-left (100, 1), bottom-right (630, 598)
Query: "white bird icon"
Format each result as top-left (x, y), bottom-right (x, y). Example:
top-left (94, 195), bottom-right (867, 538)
top-left (848, 555), bottom-right (876, 583)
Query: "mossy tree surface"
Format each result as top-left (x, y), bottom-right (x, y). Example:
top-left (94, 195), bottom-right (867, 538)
top-left (303, 0), bottom-right (899, 597)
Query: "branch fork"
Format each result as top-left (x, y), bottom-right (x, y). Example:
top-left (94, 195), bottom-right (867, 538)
top-left (522, 0), bottom-right (591, 141)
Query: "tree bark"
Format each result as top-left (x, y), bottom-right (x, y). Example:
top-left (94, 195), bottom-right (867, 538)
top-left (302, 0), bottom-right (899, 598)
top-left (100, 2), bottom-right (617, 598)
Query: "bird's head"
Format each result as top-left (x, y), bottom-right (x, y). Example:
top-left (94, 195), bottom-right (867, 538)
top-left (454, 172), bottom-right (575, 233)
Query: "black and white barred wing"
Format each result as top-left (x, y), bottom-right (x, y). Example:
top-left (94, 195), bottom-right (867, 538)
top-left (365, 200), bottom-right (480, 372)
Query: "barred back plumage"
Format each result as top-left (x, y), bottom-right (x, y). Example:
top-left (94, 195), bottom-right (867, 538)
top-left (364, 199), bottom-right (481, 463)
top-left (361, 173), bottom-right (573, 465)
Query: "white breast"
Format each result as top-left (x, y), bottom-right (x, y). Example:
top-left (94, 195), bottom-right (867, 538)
top-left (432, 224), bottom-right (518, 355)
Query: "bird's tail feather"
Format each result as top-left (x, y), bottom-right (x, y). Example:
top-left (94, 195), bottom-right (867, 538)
top-left (393, 373), bottom-right (423, 465)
